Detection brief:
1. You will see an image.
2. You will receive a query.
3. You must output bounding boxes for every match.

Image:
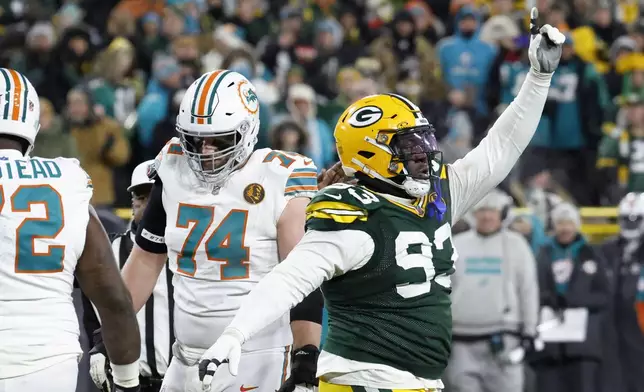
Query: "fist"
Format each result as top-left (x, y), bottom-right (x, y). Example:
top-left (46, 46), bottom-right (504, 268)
top-left (528, 8), bottom-right (565, 74)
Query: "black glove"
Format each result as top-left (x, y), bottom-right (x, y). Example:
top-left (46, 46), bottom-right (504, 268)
top-left (520, 336), bottom-right (536, 354)
top-left (277, 345), bottom-right (319, 392)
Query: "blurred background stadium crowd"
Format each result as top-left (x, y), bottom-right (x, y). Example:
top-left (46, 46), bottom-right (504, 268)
top-left (4, 0), bottom-right (644, 391)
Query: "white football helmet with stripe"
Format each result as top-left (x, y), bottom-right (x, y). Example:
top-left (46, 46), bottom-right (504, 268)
top-left (0, 68), bottom-right (40, 155)
top-left (175, 70), bottom-right (260, 187)
top-left (618, 192), bottom-right (644, 240)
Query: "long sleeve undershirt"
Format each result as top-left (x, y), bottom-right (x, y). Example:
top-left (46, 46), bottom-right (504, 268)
top-left (226, 69), bottom-right (553, 351)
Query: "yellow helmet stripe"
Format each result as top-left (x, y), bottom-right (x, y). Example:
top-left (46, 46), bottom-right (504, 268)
top-left (0, 68), bottom-right (27, 122)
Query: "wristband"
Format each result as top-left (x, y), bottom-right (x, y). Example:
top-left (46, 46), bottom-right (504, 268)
top-left (111, 362), bottom-right (140, 388)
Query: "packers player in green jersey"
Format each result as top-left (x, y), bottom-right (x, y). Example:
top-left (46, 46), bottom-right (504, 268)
top-left (197, 10), bottom-right (565, 392)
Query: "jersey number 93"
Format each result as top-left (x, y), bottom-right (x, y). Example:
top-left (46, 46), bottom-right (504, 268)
top-left (0, 184), bottom-right (65, 273)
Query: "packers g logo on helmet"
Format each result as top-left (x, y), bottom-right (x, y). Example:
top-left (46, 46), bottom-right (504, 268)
top-left (347, 106), bottom-right (383, 128)
top-left (334, 93), bottom-right (441, 198)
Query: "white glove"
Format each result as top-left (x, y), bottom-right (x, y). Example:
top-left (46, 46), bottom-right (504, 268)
top-left (198, 329), bottom-right (243, 392)
top-left (293, 385), bottom-right (316, 392)
top-left (528, 7), bottom-right (565, 74)
top-left (90, 352), bottom-right (111, 392)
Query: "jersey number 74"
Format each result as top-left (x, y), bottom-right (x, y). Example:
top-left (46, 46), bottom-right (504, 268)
top-left (0, 184), bottom-right (65, 273)
top-left (175, 204), bottom-right (250, 279)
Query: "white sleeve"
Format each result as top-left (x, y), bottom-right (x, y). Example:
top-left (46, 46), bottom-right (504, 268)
top-left (448, 70), bottom-right (552, 223)
top-left (227, 229), bottom-right (374, 342)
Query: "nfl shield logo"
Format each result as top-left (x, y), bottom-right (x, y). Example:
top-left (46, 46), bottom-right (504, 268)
top-left (28, 100), bottom-right (34, 111)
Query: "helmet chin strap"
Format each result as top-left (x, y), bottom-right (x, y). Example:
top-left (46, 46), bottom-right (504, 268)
top-left (402, 178), bottom-right (431, 198)
top-left (350, 157), bottom-right (431, 197)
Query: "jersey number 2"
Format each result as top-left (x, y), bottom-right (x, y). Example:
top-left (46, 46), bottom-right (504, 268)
top-left (176, 204), bottom-right (250, 279)
top-left (0, 185), bottom-right (65, 273)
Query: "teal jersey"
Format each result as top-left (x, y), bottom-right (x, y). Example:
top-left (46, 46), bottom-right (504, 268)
top-left (499, 61), bottom-right (551, 147)
top-left (305, 176), bottom-right (456, 380)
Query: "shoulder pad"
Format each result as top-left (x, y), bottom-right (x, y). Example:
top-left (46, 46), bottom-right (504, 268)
top-left (47, 157), bottom-right (92, 189)
top-left (259, 150), bottom-right (319, 200)
top-left (307, 184), bottom-right (382, 225)
top-left (152, 137), bottom-right (183, 181)
top-left (156, 138), bottom-right (183, 158)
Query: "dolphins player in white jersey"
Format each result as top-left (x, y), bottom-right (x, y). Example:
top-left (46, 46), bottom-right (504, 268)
top-left (0, 68), bottom-right (142, 392)
top-left (121, 70), bottom-right (337, 392)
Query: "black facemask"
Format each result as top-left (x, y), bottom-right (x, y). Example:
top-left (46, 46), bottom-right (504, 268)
top-left (389, 127), bottom-right (442, 182)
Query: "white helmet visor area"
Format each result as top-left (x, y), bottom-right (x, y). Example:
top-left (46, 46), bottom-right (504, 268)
top-left (176, 120), bottom-right (250, 185)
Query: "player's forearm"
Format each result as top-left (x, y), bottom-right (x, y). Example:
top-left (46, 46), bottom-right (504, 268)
top-left (449, 70), bottom-right (552, 220)
top-left (121, 245), bottom-right (166, 312)
top-left (227, 250), bottom-right (331, 342)
top-left (475, 70), bottom-right (551, 183)
top-left (291, 321), bottom-right (322, 348)
top-left (99, 298), bottom-right (141, 365)
top-left (290, 288), bottom-right (324, 348)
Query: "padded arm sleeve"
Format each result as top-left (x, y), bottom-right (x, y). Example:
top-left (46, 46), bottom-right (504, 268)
top-left (135, 178), bottom-right (167, 254)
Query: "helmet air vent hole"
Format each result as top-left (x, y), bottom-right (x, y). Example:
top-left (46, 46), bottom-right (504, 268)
top-left (358, 151), bottom-right (375, 159)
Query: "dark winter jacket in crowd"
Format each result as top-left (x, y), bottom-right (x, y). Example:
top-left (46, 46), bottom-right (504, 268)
top-left (533, 236), bottom-right (610, 362)
top-left (597, 237), bottom-right (644, 392)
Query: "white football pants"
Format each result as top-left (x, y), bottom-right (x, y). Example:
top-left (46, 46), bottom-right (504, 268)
top-left (160, 346), bottom-right (291, 392)
top-left (0, 357), bottom-right (78, 392)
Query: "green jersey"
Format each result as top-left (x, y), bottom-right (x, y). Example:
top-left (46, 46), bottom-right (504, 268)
top-left (306, 178), bottom-right (456, 380)
top-left (597, 125), bottom-right (644, 192)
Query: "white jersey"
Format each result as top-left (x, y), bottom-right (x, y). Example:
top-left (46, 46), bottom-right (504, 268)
top-left (0, 149), bottom-right (92, 378)
top-left (153, 138), bottom-right (317, 354)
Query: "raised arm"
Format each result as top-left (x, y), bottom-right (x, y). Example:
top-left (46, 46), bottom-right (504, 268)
top-left (75, 206), bottom-right (141, 390)
top-left (448, 12), bottom-right (565, 221)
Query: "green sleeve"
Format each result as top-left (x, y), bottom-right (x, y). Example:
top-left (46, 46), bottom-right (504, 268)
top-left (305, 184), bottom-right (381, 232)
top-left (596, 134), bottom-right (620, 167)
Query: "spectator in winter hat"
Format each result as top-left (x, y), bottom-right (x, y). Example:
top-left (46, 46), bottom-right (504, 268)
top-left (66, 86), bottom-right (131, 207)
top-left (406, 1), bottom-right (445, 45)
top-left (136, 55), bottom-right (183, 156)
top-left (31, 97), bottom-right (78, 159)
top-left (448, 188), bottom-right (538, 392)
top-left (10, 22), bottom-right (58, 107)
top-left (276, 83), bottom-right (335, 169)
top-left (439, 5), bottom-right (496, 116)
top-left (270, 118), bottom-right (309, 154)
top-left (479, 15), bottom-right (520, 46)
top-left (605, 36), bottom-right (637, 99)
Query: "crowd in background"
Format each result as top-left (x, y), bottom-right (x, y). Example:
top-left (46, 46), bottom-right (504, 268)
top-left (2, 0), bottom-right (642, 210)
top-left (3, 0), bottom-right (644, 391)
